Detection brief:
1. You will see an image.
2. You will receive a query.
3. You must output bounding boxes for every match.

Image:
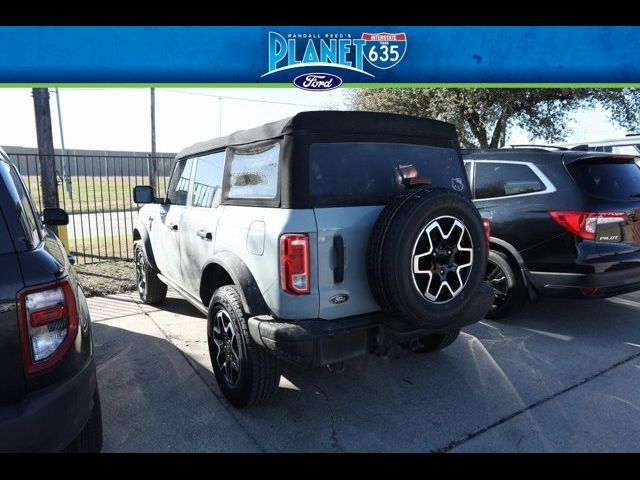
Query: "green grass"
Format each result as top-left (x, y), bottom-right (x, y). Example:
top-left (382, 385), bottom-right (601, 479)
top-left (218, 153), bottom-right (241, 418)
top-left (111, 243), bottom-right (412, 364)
top-left (76, 260), bottom-right (136, 297)
top-left (68, 233), bottom-right (134, 264)
top-left (23, 175), bottom-right (170, 214)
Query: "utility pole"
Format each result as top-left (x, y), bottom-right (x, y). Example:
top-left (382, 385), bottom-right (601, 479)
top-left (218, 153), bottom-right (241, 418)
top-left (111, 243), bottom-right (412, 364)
top-left (149, 88), bottom-right (158, 191)
top-left (218, 96), bottom-right (222, 137)
top-left (32, 88), bottom-right (60, 211)
top-left (54, 88), bottom-right (72, 199)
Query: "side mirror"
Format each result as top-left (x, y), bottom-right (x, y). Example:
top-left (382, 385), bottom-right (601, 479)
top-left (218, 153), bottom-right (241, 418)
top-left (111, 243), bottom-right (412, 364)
top-left (133, 185), bottom-right (155, 204)
top-left (42, 208), bottom-right (69, 226)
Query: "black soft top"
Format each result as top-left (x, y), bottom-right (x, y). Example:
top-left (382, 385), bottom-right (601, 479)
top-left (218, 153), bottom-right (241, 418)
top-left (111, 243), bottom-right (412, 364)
top-left (176, 111), bottom-right (458, 160)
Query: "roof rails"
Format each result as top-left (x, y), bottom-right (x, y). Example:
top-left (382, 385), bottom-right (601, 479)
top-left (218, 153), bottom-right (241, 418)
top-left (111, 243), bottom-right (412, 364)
top-left (505, 144), bottom-right (568, 151)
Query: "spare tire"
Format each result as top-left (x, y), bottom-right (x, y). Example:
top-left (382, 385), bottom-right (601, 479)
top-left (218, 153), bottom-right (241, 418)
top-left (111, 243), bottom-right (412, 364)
top-left (367, 186), bottom-right (487, 330)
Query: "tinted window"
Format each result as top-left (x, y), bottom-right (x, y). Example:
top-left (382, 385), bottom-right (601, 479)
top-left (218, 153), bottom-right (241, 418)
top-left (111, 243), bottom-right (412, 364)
top-left (6, 163), bottom-right (41, 247)
top-left (567, 158), bottom-right (640, 201)
top-left (228, 143), bottom-right (280, 199)
top-left (475, 162), bottom-right (545, 199)
top-left (192, 152), bottom-right (225, 208)
top-left (166, 158), bottom-right (194, 206)
top-left (310, 143), bottom-right (467, 207)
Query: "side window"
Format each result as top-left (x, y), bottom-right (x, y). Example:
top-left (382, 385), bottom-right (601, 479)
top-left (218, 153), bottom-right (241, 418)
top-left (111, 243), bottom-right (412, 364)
top-left (7, 164), bottom-right (41, 246)
top-left (475, 162), bottom-right (545, 200)
top-left (166, 158), bottom-right (194, 206)
top-left (228, 143), bottom-right (280, 199)
top-left (192, 151), bottom-right (225, 208)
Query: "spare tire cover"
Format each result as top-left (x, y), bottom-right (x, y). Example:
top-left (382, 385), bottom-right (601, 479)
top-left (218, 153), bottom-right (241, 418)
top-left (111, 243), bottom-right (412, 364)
top-left (367, 186), bottom-right (487, 330)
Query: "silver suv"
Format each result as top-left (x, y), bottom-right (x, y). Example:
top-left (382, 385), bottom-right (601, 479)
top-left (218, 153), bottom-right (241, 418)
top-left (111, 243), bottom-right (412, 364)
top-left (132, 111), bottom-right (493, 408)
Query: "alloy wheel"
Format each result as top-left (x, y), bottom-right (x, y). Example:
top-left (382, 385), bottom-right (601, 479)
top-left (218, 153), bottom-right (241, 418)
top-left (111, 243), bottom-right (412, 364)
top-left (486, 259), bottom-right (509, 310)
top-left (412, 215), bottom-right (474, 303)
top-left (135, 249), bottom-right (147, 296)
top-left (212, 309), bottom-right (241, 386)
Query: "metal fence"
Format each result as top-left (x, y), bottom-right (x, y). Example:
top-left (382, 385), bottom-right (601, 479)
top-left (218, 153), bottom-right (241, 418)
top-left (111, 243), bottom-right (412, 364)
top-left (14, 153), bottom-right (175, 264)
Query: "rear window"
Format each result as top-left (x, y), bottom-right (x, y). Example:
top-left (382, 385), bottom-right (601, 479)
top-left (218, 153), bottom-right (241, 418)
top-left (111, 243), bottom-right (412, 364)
top-left (309, 142), bottom-right (467, 207)
top-left (228, 143), bottom-right (280, 199)
top-left (567, 157), bottom-right (640, 201)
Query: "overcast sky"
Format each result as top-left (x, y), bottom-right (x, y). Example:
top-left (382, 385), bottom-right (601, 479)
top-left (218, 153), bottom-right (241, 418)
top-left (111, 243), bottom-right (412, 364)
top-left (0, 88), bottom-right (629, 153)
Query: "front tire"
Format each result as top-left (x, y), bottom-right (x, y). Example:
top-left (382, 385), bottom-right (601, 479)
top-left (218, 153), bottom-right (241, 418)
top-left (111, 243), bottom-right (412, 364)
top-left (485, 250), bottom-right (526, 320)
top-left (207, 285), bottom-right (280, 408)
top-left (134, 243), bottom-right (167, 305)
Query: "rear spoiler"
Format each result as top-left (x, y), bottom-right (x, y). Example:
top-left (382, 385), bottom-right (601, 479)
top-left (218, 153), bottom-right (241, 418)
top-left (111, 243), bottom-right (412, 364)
top-left (562, 153), bottom-right (640, 165)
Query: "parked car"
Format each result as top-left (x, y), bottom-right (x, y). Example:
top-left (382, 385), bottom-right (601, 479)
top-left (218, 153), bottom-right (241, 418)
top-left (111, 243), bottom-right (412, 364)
top-left (133, 111), bottom-right (493, 408)
top-left (550, 134), bottom-right (640, 155)
top-left (463, 147), bottom-right (640, 319)
top-left (0, 148), bottom-right (102, 452)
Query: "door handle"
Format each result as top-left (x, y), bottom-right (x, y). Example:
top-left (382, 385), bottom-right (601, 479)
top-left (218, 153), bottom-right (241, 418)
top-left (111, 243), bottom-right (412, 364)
top-left (168, 222), bottom-right (178, 231)
top-left (197, 229), bottom-right (213, 240)
top-left (148, 216), bottom-right (154, 222)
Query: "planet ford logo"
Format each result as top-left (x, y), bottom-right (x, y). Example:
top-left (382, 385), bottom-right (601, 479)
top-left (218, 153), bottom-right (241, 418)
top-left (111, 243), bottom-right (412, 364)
top-left (293, 73), bottom-right (343, 91)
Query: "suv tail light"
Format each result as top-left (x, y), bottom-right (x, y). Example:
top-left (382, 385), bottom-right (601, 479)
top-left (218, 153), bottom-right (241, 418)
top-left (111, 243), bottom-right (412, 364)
top-left (482, 218), bottom-right (491, 252)
top-left (549, 211), bottom-right (627, 240)
top-left (280, 234), bottom-right (310, 294)
top-left (17, 278), bottom-right (78, 375)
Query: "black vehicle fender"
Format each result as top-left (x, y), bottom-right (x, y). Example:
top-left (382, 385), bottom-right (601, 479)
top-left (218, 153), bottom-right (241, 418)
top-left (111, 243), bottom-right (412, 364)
top-left (132, 224), bottom-right (158, 272)
top-left (489, 236), bottom-right (538, 301)
top-left (199, 251), bottom-right (269, 316)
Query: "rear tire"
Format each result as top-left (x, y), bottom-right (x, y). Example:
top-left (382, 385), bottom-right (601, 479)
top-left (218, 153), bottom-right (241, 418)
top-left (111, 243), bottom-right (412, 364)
top-left (134, 243), bottom-right (167, 305)
top-left (485, 250), bottom-right (526, 320)
top-left (65, 389), bottom-right (103, 453)
top-left (416, 329), bottom-right (460, 353)
top-left (208, 285), bottom-right (280, 408)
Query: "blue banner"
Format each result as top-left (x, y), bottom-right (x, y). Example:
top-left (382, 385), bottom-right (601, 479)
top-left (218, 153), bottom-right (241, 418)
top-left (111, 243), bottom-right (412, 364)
top-left (0, 26), bottom-right (638, 83)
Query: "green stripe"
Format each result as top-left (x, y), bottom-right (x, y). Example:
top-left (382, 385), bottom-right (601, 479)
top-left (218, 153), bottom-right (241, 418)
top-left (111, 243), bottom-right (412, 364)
top-left (1, 83), bottom-right (639, 88)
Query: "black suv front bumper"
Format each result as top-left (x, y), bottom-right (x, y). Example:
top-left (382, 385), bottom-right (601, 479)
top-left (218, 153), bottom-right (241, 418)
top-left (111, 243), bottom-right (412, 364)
top-left (248, 282), bottom-right (493, 367)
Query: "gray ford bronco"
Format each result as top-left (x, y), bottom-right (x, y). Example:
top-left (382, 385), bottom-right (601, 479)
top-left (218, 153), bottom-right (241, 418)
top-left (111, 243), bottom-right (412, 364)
top-left (133, 111), bottom-right (493, 408)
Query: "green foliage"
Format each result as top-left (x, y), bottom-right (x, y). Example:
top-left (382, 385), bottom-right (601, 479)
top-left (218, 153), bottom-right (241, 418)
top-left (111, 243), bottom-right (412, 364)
top-left (348, 88), bottom-right (640, 148)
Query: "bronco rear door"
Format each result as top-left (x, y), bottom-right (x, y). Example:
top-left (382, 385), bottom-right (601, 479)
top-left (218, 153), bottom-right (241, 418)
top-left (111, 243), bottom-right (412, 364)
top-left (310, 141), bottom-right (470, 320)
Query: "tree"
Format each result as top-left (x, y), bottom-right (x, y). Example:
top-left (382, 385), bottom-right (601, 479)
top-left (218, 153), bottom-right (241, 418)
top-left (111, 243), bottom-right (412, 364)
top-left (348, 88), bottom-right (640, 148)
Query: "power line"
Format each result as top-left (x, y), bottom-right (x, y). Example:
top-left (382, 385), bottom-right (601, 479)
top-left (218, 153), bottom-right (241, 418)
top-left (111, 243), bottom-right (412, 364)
top-left (51, 87), bottom-right (328, 109)
top-left (162, 89), bottom-right (324, 108)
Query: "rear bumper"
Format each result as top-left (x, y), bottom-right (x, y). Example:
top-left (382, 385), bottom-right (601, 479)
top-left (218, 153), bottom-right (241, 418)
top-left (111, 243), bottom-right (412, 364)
top-left (0, 358), bottom-right (97, 452)
top-left (248, 281), bottom-right (493, 367)
top-left (528, 266), bottom-right (640, 297)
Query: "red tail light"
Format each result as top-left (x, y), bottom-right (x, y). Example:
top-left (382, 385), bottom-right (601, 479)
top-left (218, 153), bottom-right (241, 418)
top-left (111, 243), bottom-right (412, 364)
top-left (280, 234), bottom-right (310, 294)
top-left (549, 211), bottom-right (627, 240)
top-left (482, 218), bottom-right (491, 252)
top-left (17, 278), bottom-right (78, 375)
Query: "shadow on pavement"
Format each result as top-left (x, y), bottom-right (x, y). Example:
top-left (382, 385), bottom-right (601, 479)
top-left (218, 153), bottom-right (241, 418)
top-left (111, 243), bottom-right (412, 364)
top-left (92, 292), bottom-right (640, 452)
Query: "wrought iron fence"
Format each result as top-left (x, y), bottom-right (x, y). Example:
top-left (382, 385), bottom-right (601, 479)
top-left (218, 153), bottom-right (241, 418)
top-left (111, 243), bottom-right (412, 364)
top-left (13, 153), bottom-right (175, 264)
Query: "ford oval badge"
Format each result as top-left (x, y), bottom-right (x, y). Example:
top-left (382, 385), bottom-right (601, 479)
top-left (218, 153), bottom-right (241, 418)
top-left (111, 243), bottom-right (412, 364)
top-left (293, 72), bottom-right (343, 91)
top-left (330, 294), bottom-right (350, 304)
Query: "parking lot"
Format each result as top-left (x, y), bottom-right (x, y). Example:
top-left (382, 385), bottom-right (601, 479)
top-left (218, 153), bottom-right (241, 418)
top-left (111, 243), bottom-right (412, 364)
top-left (89, 289), bottom-right (640, 452)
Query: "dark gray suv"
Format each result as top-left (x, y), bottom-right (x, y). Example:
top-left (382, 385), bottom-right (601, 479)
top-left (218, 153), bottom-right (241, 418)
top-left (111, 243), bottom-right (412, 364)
top-left (0, 148), bottom-right (102, 452)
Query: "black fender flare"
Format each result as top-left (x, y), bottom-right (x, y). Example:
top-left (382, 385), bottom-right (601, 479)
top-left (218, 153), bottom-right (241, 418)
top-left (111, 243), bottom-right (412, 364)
top-left (489, 236), bottom-right (537, 300)
top-left (133, 224), bottom-right (159, 272)
top-left (201, 251), bottom-right (269, 316)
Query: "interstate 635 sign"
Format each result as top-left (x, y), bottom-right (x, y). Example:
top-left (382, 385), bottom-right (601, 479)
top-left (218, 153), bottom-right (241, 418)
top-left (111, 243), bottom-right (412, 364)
top-left (362, 32), bottom-right (407, 70)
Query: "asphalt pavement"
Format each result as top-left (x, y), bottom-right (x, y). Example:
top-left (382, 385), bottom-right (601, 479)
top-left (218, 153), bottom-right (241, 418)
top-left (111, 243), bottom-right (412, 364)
top-left (88, 289), bottom-right (640, 452)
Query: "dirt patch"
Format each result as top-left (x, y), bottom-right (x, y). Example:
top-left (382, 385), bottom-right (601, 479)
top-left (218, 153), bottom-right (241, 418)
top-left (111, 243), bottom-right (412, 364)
top-left (76, 261), bottom-right (136, 297)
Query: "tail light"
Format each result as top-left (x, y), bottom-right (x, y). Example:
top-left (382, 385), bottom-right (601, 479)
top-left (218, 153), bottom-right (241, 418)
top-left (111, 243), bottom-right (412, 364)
top-left (549, 211), bottom-right (627, 240)
top-left (280, 234), bottom-right (310, 294)
top-left (482, 218), bottom-right (491, 252)
top-left (17, 278), bottom-right (78, 375)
